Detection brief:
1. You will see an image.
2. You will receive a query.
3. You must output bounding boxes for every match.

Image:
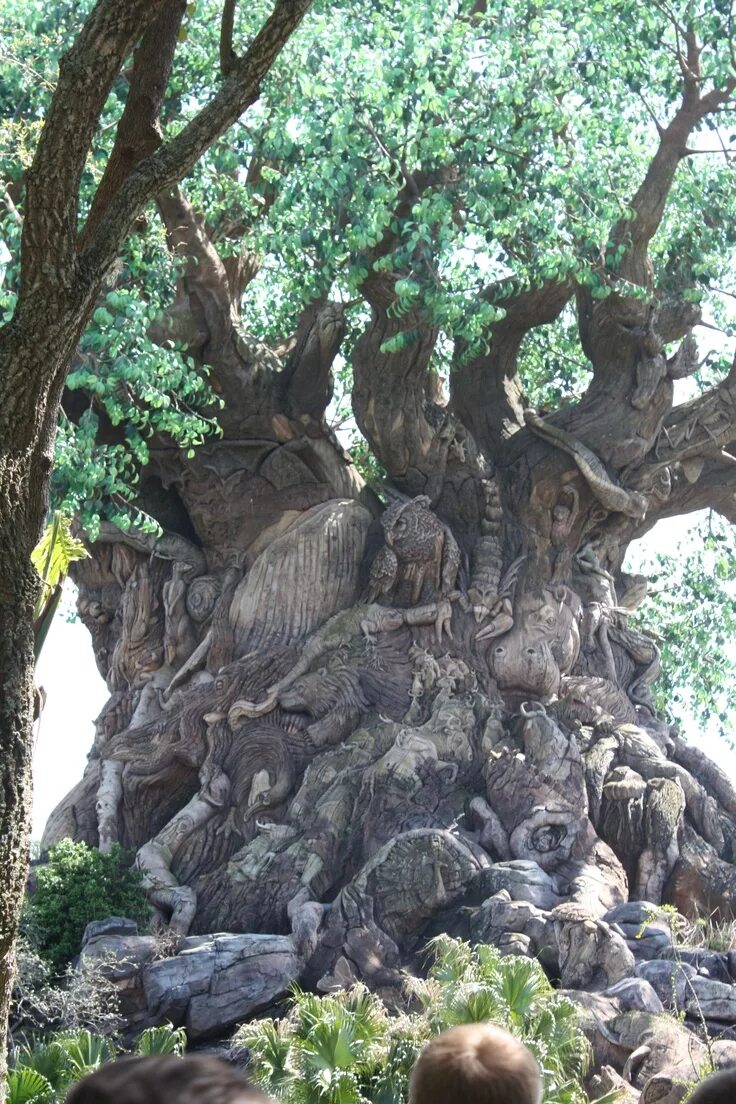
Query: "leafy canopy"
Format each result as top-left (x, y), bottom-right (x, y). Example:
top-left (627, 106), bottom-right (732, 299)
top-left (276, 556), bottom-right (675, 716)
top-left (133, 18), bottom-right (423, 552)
top-left (2, 0), bottom-right (736, 524)
top-left (2, 0), bottom-right (736, 729)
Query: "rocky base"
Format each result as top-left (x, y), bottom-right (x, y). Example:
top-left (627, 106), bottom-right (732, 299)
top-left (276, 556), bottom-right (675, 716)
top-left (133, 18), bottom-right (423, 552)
top-left (83, 896), bottom-right (736, 1102)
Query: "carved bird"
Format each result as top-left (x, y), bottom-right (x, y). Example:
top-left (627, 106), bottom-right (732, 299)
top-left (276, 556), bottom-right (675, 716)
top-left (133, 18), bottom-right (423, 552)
top-left (366, 496), bottom-right (460, 605)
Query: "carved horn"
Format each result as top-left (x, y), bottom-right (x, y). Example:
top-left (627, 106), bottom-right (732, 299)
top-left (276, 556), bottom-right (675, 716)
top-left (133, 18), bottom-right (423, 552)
top-left (519, 700), bottom-right (547, 717)
top-left (623, 1045), bottom-right (651, 1085)
top-left (228, 690), bottom-right (279, 725)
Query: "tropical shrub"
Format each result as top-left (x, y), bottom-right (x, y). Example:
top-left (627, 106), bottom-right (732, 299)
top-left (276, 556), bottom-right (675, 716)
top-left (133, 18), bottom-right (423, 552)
top-left (238, 935), bottom-right (593, 1104)
top-left (7, 1024), bottom-right (185, 1103)
top-left (29, 840), bottom-right (149, 971)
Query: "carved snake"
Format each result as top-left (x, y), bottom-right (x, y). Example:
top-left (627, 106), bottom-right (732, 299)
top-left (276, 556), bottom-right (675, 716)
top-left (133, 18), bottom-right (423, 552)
top-left (524, 410), bottom-right (648, 520)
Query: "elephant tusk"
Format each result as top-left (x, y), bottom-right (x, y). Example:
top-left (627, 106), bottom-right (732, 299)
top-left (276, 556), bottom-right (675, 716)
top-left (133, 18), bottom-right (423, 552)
top-left (623, 1044), bottom-right (651, 1084)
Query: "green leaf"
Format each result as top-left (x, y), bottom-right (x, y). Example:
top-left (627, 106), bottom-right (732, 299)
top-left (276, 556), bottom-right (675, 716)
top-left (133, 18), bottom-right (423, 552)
top-left (7, 1067), bottom-right (54, 1104)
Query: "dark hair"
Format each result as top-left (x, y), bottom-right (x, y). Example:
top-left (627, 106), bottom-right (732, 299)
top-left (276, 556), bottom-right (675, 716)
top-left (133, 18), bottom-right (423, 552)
top-left (408, 1024), bottom-right (542, 1104)
top-left (64, 1054), bottom-right (271, 1104)
top-left (688, 1068), bottom-right (736, 1104)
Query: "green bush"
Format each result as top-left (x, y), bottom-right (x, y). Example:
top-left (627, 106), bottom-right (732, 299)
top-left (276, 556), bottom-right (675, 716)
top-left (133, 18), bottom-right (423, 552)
top-left (238, 935), bottom-right (594, 1104)
top-left (8, 1024), bottom-right (185, 1103)
top-left (29, 841), bottom-right (149, 970)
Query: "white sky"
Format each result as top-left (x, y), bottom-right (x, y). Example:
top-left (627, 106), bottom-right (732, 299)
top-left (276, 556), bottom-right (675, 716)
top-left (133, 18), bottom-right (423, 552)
top-left (31, 513), bottom-right (736, 839)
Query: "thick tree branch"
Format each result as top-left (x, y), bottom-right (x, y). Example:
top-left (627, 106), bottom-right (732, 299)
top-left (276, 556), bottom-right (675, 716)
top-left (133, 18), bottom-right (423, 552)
top-left (79, 0), bottom-right (312, 289)
top-left (280, 299), bottom-right (346, 421)
top-left (610, 30), bottom-right (735, 292)
top-left (575, 31), bottom-right (734, 413)
top-left (220, 0), bottom-right (239, 76)
top-left (21, 0), bottom-right (166, 298)
top-left (154, 186), bottom-right (284, 432)
top-left (636, 453), bottom-right (736, 529)
top-left (352, 278), bottom-right (442, 484)
top-left (80, 0), bottom-right (187, 246)
top-left (450, 278), bottom-right (573, 458)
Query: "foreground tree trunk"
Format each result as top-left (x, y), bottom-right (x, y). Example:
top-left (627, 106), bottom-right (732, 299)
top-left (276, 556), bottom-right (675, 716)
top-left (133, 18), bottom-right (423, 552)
top-left (0, 0), bottom-right (312, 1084)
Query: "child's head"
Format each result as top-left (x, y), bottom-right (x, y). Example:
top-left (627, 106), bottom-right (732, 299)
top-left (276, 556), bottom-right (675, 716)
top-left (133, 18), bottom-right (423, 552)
top-left (688, 1068), bottom-right (736, 1104)
top-left (408, 1024), bottom-right (542, 1104)
top-left (64, 1054), bottom-right (272, 1104)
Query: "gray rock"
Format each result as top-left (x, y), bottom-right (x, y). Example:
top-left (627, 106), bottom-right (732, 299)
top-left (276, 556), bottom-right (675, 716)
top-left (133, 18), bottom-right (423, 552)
top-left (552, 905), bottom-right (635, 990)
top-left (481, 861), bottom-right (564, 910)
top-left (635, 960), bottom-right (697, 1009)
top-left (686, 977), bottom-right (736, 1023)
top-left (639, 1073), bottom-right (688, 1104)
top-left (659, 947), bottom-right (731, 984)
top-left (603, 902), bottom-right (673, 959)
top-left (559, 989), bottom-right (623, 1037)
top-left (142, 933), bottom-right (301, 1039)
top-left (82, 916), bottom-right (139, 942)
top-left (604, 977), bottom-right (664, 1014)
top-left (80, 933), bottom-right (157, 979)
top-left (712, 1039), bottom-right (736, 1068)
top-left (469, 891), bottom-right (552, 957)
top-left (496, 932), bottom-right (533, 957)
top-left (604, 902), bottom-right (662, 927)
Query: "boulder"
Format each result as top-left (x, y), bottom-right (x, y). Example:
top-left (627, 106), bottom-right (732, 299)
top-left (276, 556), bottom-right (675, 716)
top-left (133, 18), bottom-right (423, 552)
top-left (634, 960), bottom-right (697, 1010)
top-left (143, 933), bottom-right (301, 1039)
top-left (712, 1039), bottom-right (736, 1069)
top-left (78, 920), bottom-right (303, 1040)
top-left (595, 1011), bottom-right (708, 1094)
top-left (659, 947), bottom-right (732, 984)
top-left (604, 978), bottom-right (664, 1014)
top-left (603, 902), bottom-right (673, 959)
top-left (552, 904), bottom-right (635, 990)
top-left (479, 860), bottom-right (564, 910)
top-left (82, 917), bottom-right (139, 942)
top-left (686, 977), bottom-right (736, 1023)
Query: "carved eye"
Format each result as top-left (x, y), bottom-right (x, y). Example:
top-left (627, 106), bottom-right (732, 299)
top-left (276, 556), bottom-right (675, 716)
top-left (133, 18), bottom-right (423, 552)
top-left (494, 645), bottom-right (505, 656)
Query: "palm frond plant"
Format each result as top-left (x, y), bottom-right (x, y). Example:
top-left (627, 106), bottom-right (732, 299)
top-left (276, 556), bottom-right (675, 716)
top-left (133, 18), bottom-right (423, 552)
top-left (237, 936), bottom-right (594, 1104)
top-left (135, 1023), bottom-right (187, 1056)
top-left (6, 1065), bottom-right (54, 1104)
top-left (6, 1021), bottom-right (185, 1103)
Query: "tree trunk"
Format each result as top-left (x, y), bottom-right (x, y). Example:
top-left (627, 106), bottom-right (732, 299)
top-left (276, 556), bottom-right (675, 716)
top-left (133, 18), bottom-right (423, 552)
top-left (0, 333), bottom-right (53, 1088)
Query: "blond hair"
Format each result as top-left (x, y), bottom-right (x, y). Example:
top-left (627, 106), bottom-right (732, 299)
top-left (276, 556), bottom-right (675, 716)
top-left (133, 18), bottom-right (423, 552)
top-left (64, 1054), bottom-right (272, 1104)
top-left (408, 1024), bottom-right (542, 1104)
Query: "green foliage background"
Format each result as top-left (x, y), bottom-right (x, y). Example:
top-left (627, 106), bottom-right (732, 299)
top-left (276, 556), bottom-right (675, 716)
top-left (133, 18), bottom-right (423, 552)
top-left (29, 841), bottom-right (149, 972)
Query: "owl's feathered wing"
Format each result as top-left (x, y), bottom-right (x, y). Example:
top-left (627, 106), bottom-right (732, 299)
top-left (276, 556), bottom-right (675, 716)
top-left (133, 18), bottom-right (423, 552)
top-left (366, 544), bottom-right (399, 603)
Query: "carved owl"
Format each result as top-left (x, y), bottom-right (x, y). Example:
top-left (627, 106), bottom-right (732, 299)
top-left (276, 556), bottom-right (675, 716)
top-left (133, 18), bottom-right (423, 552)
top-left (367, 496), bottom-right (460, 605)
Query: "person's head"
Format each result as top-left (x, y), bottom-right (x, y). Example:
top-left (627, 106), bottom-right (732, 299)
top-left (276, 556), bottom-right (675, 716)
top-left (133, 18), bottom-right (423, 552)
top-left (688, 1068), bottom-right (736, 1104)
top-left (408, 1024), bottom-right (542, 1104)
top-left (64, 1054), bottom-right (272, 1104)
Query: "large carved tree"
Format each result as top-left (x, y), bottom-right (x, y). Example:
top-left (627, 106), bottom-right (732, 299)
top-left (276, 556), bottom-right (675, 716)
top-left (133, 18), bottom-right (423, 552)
top-left (8, 0), bottom-right (736, 1055)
